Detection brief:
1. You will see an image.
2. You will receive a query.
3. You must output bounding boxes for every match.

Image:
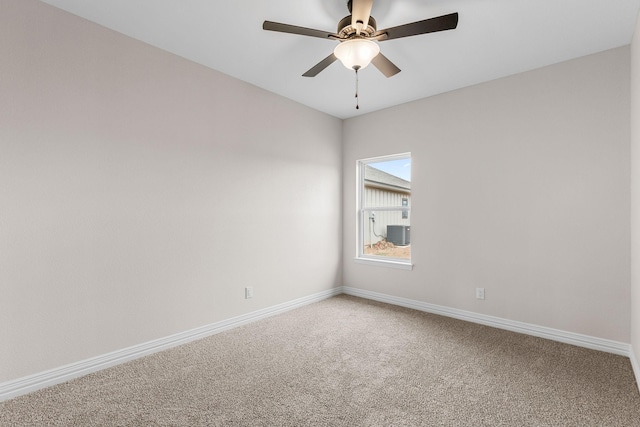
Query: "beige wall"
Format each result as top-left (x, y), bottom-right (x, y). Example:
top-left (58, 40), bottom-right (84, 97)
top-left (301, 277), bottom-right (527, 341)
top-left (0, 0), bottom-right (342, 383)
top-left (2, 0), bottom-right (636, 390)
top-left (631, 11), bottom-right (640, 382)
top-left (343, 47), bottom-right (631, 342)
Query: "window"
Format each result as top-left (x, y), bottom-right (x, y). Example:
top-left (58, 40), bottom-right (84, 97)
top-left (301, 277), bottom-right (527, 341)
top-left (356, 153), bottom-right (412, 269)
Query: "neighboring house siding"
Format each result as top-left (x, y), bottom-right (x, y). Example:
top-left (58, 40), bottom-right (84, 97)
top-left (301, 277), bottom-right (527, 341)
top-left (365, 187), bottom-right (411, 208)
top-left (364, 166), bottom-right (411, 246)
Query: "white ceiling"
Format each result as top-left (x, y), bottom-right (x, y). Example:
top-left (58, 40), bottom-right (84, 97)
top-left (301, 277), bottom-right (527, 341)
top-left (40, 0), bottom-right (640, 119)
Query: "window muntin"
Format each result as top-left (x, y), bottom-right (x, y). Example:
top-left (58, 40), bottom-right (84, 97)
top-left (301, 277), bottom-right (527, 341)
top-left (357, 154), bottom-right (411, 265)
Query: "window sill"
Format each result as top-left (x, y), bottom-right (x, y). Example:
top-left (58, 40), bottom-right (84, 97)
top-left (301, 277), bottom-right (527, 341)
top-left (353, 257), bottom-right (413, 270)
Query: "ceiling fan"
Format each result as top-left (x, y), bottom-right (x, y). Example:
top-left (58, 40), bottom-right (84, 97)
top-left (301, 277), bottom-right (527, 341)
top-left (263, 0), bottom-right (459, 79)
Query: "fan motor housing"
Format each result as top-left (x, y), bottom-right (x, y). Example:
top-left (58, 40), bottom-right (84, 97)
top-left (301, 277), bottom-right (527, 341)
top-left (337, 15), bottom-right (377, 38)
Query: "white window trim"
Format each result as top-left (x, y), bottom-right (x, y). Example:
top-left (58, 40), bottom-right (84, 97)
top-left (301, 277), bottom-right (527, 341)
top-left (353, 257), bottom-right (413, 270)
top-left (355, 153), bottom-right (413, 270)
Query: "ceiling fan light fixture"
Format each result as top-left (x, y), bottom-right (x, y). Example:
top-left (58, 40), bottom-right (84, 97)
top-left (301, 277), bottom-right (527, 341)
top-left (333, 38), bottom-right (380, 71)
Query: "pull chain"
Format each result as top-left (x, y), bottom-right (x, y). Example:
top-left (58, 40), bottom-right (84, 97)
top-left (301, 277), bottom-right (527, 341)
top-left (354, 66), bottom-right (360, 110)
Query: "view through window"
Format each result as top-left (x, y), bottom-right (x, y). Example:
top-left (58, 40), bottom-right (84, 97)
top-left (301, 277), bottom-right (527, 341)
top-left (358, 153), bottom-right (411, 263)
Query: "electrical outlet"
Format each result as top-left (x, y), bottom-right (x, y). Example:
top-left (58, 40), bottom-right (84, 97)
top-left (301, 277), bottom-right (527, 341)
top-left (476, 288), bottom-right (485, 300)
top-left (245, 286), bottom-right (253, 299)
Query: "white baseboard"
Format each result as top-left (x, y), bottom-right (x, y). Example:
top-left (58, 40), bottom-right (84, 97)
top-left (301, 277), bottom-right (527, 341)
top-left (631, 346), bottom-right (640, 394)
top-left (1, 286), bottom-right (634, 402)
top-left (0, 287), bottom-right (342, 402)
top-left (342, 286), bottom-right (631, 357)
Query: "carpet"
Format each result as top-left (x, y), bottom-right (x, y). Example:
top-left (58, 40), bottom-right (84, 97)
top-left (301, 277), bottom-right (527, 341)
top-left (1, 295), bottom-right (639, 426)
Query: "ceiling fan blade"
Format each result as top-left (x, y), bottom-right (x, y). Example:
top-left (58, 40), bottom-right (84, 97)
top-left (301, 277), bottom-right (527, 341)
top-left (371, 53), bottom-right (401, 78)
top-left (302, 53), bottom-right (338, 77)
top-left (263, 21), bottom-right (337, 39)
top-left (351, 0), bottom-right (373, 34)
top-left (375, 12), bottom-right (458, 41)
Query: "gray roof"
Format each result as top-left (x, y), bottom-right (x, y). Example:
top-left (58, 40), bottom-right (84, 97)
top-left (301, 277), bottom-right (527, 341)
top-left (364, 165), bottom-right (411, 192)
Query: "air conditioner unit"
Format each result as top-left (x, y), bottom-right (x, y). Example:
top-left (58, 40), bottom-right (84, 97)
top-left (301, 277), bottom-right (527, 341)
top-left (387, 225), bottom-right (410, 246)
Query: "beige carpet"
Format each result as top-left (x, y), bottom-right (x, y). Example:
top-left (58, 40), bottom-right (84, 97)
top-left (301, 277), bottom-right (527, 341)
top-left (1, 295), bottom-right (639, 426)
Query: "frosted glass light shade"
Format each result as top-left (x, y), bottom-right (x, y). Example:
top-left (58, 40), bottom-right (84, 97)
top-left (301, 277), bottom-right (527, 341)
top-left (334, 39), bottom-right (380, 70)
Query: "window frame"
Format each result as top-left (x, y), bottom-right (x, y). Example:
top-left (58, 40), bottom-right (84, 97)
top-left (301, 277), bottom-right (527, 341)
top-left (355, 153), bottom-right (413, 270)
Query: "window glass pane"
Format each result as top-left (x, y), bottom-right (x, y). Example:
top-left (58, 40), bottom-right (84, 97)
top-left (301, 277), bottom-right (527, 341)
top-left (359, 155), bottom-right (411, 262)
top-left (364, 159), bottom-right (411, 208)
